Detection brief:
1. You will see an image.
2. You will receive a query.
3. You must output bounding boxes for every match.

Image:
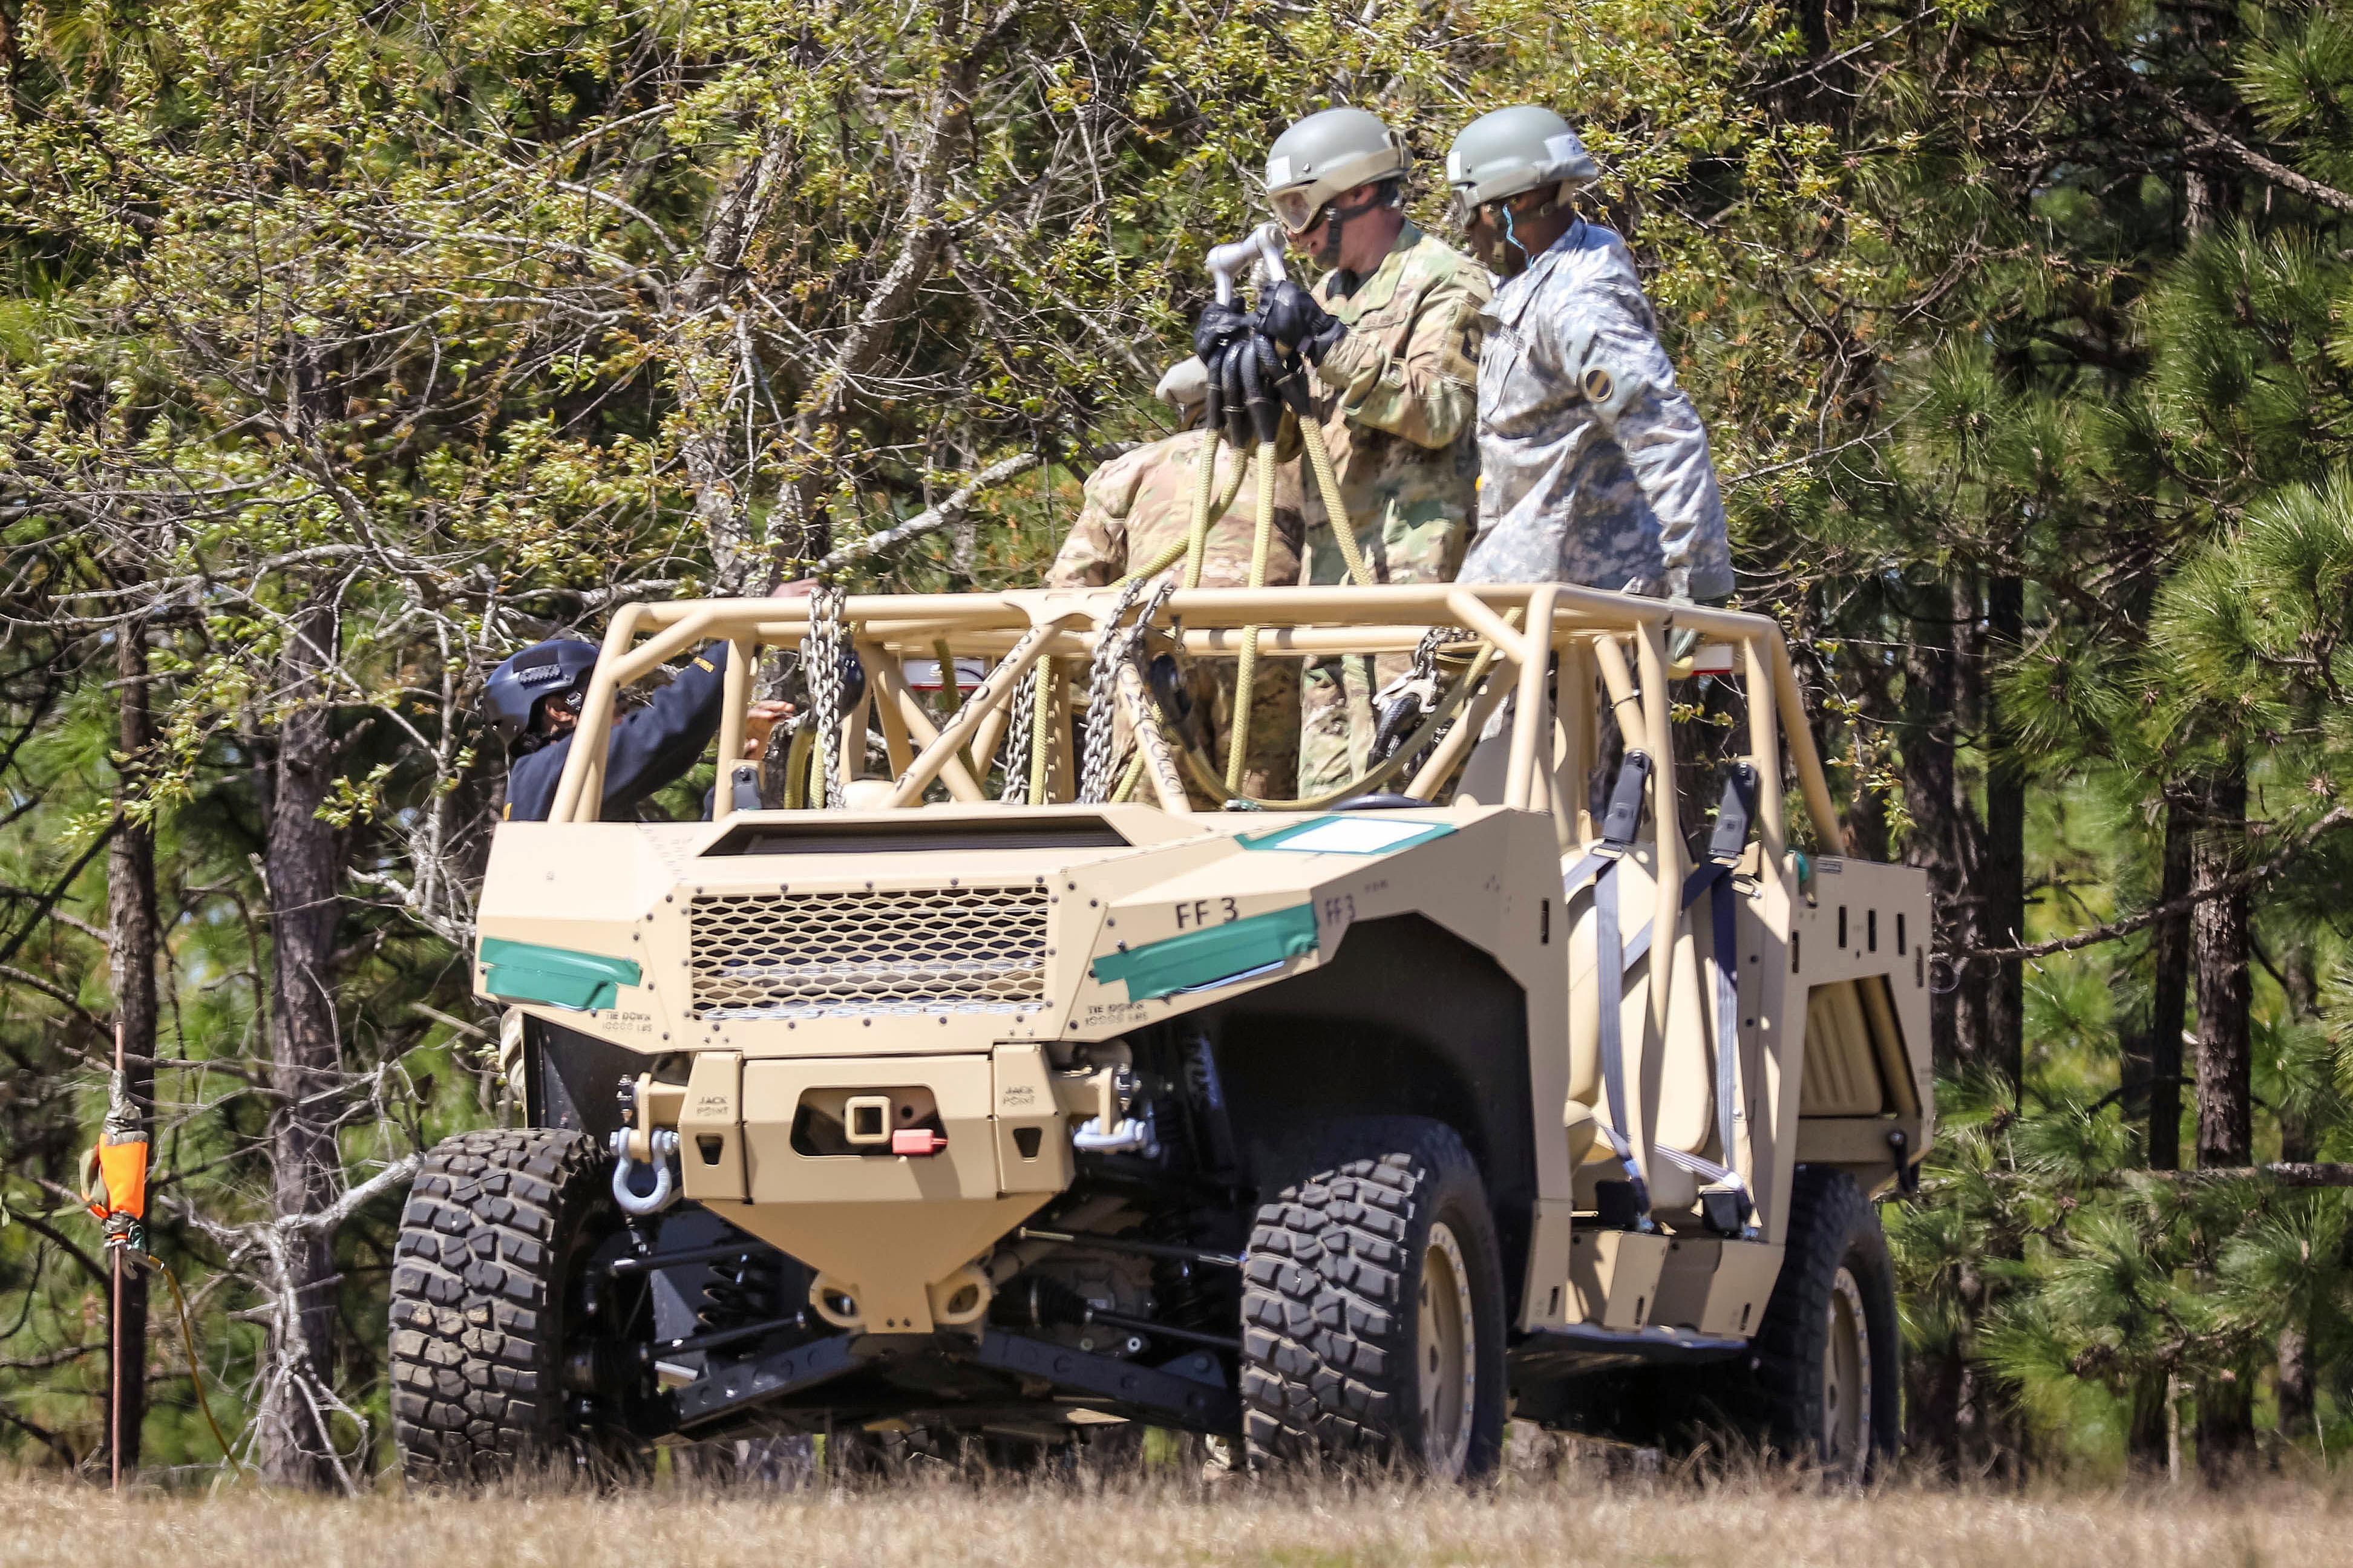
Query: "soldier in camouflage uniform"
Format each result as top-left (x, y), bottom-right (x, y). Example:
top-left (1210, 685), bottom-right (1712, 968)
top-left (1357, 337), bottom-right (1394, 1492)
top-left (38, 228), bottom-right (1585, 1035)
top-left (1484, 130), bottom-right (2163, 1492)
top-left (1242, 108), bottom-right (1489, 796)
top-left (1444, 106), bottom-right (1732, 602)
top-left (1045, 361), bottom-right (1304, 799)
top-left (1443, 106), bottom-right (1735, 815)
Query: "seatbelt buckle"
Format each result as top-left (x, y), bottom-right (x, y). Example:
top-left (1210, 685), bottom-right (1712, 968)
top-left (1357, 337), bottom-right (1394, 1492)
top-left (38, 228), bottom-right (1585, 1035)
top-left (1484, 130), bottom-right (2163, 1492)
top-left (1600, 750), bottom-right (1652, 848)
top-left (1705, 761), bottom-right (1759, 866)
top-left (1594, 1180), bottom-right (1648, 1233)
top-left (1698, 1187), bottom-right (1754, 1238)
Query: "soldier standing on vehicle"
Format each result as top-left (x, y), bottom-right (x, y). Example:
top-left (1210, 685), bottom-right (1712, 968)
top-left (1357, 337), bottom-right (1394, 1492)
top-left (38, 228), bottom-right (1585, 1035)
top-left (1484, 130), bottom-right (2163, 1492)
top-left (1046, 359), bottom-right (1305, 797)
top-left (1442, 105), bottom-right (1732, 604)
top-left (491, 639), bottom-right (791, 822)
top-left (1222, 107), bottom-right (1488, 796)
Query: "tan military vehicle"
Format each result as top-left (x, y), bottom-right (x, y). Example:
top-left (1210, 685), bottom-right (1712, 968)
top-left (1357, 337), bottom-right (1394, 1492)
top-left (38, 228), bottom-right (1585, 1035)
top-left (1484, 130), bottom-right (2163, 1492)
top-left (390, 582), bottom-right (1931, 1483)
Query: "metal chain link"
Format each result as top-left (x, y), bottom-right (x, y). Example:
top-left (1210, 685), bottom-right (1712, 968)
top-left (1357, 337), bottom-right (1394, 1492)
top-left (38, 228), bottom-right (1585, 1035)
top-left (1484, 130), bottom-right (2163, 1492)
top-left (997, 664), bottom-right (1035, 803)
top-left (801, 581), bottom-right (846, 811)
top-left (1411, 626), bottom-right (1453, 684)
top-left (1365, 625), bottom-right (1462, 774)
top-left (1079, 572), bottom-right (1180, 803)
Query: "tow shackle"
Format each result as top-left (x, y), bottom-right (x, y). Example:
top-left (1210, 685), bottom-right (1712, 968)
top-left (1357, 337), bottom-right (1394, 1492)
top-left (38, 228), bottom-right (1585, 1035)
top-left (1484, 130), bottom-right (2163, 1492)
top-left (610, 1126), bottom-right (681, 1216)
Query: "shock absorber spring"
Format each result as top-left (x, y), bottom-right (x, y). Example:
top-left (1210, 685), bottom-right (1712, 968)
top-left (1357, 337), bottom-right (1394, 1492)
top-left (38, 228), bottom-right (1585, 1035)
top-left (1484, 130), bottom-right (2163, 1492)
top-left (694, 1254), bottom-right (784, 1335)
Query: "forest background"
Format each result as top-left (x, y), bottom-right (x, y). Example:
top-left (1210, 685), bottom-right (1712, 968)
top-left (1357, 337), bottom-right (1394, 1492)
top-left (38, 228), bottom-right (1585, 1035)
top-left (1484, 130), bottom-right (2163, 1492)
top-left (1, 0), bottom-right (2351, 1489)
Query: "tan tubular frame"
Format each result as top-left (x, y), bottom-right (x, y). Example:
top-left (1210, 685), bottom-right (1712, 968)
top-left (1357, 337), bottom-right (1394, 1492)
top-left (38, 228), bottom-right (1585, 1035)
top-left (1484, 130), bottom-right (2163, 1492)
top-left (548, 585), bottom-right (1849, 860)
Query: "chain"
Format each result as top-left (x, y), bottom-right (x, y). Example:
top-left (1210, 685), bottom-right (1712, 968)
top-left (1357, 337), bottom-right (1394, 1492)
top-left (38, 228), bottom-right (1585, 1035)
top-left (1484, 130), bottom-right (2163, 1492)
top-left (998, 664), bottom-right (1035, 802)
top-left (1364, 626), bottom-right (1465, 775)
top-left (1411, 626), bottom-right (1452, 684)
top-left (1079, 572), bottom-right (1181, 803)
top-left (801, 580), bottom-right (846, 811)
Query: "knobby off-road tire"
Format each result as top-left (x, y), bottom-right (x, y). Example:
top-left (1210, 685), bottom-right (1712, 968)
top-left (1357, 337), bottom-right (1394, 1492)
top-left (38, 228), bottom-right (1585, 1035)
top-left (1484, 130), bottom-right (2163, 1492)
top-left (390, 1127), bottom-right (644, 1486)
top-left (1241, 1117), bottom-right (1507, 1478)
top-left (1736, 1166), bottom-right (1902, 1480)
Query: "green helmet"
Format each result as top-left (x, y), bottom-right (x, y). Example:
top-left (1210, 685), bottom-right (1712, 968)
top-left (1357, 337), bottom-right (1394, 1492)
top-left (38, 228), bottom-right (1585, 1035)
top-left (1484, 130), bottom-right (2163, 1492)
top-left (1444, 106), bottom-right (1597, 228)
top-left (1263, 107), bottom-right (1409, 236)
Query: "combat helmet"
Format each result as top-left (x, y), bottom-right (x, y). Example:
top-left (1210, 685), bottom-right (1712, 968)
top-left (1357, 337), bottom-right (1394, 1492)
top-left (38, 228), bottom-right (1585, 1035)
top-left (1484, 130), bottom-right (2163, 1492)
top-left (1444, 105), bottom-right (1599, 228)
top-left (485, 639), bottom-right (600, 753)
top-left (1263, 107), bottom-right (1409, 237)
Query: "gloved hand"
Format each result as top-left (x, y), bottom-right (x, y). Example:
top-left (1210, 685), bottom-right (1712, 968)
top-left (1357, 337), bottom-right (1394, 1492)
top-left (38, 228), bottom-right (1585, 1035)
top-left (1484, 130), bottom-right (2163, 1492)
top-left (1193, 301), bottom-right (1253, 367)
top-left (1255, 281), bottom-right (1347, 363)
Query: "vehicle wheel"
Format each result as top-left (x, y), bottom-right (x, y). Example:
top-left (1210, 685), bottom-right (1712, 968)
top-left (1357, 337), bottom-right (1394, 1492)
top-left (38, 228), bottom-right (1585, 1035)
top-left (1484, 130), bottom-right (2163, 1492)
top-left (1738, 1166), bottom-right (1901, 1480)
top-left (390, 1128), bottom-right (652, 1485)
top-left (1240, 1117), bottom-right (1507, 1478)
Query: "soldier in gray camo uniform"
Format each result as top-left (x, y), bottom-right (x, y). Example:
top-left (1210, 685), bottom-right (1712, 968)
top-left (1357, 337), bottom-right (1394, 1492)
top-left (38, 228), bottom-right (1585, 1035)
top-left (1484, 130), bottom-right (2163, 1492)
top-left (1444, 106), bottom-right (1732, 604)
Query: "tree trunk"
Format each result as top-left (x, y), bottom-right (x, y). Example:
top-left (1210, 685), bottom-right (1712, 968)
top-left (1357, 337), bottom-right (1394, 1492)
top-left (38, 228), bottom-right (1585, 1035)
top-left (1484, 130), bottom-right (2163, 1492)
top-left (1840, 652), bottom-right (1895, 864)
top-left (2195, 1367), bottom-right (2255, 1483)
top-left (1977, 575), bottom-right (2026, 1091)
top-left (2146, 791), bottom-right (2193, 1169)
top-left (2191, 765), bottom-right (2251, 1168)
top-left (1945, 572), bottom-right (2023, 1093)
top-left (2124, 1373), bottom-right (2170, 1475)
top-left (1904, 577), bottom-right (1963, 1074)
top-left (257, 599), bottom-right (346, 1490)
top-left (2277, 1322), bottom-right (2314, 1444)
top-left (2276, 947), bottom-right (2320, 1164)
top-left (104, 616), bottom-right (157, 1476)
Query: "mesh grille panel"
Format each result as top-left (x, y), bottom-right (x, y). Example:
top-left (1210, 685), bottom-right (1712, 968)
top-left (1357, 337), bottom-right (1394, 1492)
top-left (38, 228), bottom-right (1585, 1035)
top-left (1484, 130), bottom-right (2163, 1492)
top-left (690, 886), bottom-right (1050, 1019)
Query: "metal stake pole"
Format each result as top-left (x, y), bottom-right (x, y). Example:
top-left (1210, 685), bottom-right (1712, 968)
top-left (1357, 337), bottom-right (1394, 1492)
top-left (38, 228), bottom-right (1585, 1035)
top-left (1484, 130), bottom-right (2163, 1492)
top-left (109, 1018), bottom-right (124, 1492)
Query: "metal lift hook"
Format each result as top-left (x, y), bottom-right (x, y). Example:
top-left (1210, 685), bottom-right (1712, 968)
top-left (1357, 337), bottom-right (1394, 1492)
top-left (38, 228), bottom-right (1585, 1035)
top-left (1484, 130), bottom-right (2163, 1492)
top-left (1206, 222), bottom-right (1291, 304)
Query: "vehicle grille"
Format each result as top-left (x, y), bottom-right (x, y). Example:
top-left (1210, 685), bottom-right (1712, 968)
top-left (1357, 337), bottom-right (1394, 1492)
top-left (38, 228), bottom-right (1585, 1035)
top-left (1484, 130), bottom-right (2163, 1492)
top-left (689, 886), bottom-right (1051, 1019)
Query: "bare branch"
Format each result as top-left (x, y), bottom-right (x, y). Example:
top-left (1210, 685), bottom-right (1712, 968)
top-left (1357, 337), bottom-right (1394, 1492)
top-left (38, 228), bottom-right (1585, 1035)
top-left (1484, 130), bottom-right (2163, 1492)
top-left (814, 451), bottom-right (1045, 573)
top-left (1953, 805), bottom-right (2352, 962)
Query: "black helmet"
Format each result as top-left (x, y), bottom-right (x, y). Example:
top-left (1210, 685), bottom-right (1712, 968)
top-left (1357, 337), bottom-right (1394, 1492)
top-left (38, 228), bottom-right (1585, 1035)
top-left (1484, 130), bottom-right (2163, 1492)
top-left (486, 639), bottom-right (600, 753)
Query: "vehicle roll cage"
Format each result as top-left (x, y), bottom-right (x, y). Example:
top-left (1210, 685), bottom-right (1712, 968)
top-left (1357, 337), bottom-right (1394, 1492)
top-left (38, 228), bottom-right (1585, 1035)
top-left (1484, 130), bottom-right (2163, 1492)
top-left (550, 586), bottom-right (1851, 906)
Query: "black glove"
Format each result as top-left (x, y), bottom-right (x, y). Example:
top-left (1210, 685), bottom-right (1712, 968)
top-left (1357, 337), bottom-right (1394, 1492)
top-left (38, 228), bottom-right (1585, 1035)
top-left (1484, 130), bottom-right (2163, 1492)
top-left (1255, 281), bottom-right (1347, 363)
top-left (1193, 301), bottom-right (1252, 366)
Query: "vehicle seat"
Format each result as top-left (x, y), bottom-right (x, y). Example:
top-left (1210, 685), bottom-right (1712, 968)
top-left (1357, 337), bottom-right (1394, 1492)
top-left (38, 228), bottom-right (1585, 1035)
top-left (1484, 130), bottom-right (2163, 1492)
top-left (1559, 842), bottom-right (1718, 1214)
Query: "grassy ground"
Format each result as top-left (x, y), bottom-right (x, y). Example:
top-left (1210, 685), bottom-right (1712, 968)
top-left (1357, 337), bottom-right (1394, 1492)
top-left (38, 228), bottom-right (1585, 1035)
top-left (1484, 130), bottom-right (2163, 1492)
top-left (5, 1460), bottom-right (2349, 1568)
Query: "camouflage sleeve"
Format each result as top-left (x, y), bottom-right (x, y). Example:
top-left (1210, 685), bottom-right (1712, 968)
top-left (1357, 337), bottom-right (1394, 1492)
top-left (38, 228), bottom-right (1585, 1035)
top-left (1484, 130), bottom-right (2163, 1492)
top-left (1564, 290), bottom-right (1733, 601)
top-left (1044, 471), bottom-right (1132, 588)
top-left (1312, 274), bottom-right (1487, 451)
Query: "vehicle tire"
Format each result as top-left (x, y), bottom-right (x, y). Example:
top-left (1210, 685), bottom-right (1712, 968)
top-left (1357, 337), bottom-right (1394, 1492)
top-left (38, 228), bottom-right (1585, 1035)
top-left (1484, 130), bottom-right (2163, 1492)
top-left (1240, 1117), bottom-right (1507, 1478)
top-left (1734, 1166), bottom-right (1902, 1480)
top-left (389, 1128), bottom-right (650, 1485)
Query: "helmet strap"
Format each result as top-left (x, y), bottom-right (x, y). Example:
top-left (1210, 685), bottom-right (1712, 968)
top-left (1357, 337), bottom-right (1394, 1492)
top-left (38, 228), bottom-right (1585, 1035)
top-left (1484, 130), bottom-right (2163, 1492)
top-left (1315, 180), bottom-right (1399, 270)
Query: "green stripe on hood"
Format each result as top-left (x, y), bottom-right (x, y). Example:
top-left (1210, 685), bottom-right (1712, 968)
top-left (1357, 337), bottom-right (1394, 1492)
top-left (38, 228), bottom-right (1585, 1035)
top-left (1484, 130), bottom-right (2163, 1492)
top-left (1088, 904), bottom-right (1318, 1003)
top-left (478, 936), bottom-right (643, 1012)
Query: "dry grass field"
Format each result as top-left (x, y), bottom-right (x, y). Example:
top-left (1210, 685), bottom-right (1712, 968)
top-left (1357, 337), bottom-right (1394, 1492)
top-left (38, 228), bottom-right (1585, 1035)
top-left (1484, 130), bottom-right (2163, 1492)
top-left (4, 1460), bottom-right (2349, 1568)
